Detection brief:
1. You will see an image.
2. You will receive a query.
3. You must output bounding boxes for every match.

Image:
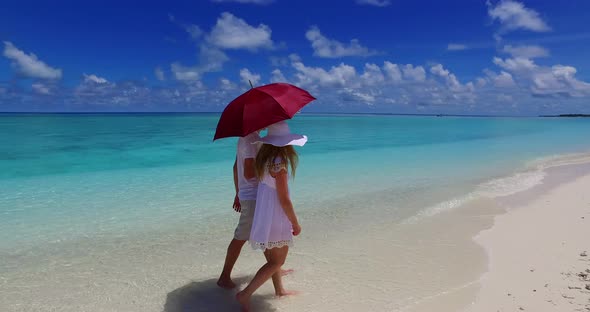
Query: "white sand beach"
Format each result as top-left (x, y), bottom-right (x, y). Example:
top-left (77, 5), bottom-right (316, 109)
top-left (466, 171), bottom-right (590, 311)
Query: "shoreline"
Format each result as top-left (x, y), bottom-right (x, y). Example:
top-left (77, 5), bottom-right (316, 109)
top-left (401, 156), bottom-right (590, 311)
top-left (464, 165), bottom-right (590, 311)
top-left (3, 153), bottom-right (590, 311)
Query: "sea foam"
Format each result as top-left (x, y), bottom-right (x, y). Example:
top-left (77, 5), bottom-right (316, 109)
top-left (404, 151), bottom-right (590, 223)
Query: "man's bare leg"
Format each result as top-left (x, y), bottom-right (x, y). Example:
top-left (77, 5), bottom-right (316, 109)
top-left (217, 238), bottom-right (246, 289)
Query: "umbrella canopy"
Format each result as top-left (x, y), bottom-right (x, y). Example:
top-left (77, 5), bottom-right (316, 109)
top-left (213, 83), bottom-right (315, 140)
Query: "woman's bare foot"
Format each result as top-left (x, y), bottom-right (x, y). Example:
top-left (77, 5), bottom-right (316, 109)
top-left (280, 268), bottom-right (294, 276)
top-left (236, 291), bottom-right (250, 312)
top-left (216, 277), bottom-right (236, 289)
top-left (275, 289), bottom-right (299, 297)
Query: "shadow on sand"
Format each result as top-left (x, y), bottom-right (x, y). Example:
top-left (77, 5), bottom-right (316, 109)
top-left (163, 276), bottom-right (277, 312)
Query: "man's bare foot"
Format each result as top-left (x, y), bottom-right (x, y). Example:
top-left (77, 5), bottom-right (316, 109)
top-left (275, 289), bottom-right (299, 297)
top-left (216, 277), bottom-right (236, 289)
top-left (280, 268), bottom-right (294, 276)
top-left (236, 291), bottom-right (250, 312)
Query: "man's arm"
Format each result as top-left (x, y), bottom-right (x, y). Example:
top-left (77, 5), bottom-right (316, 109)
top-left (232, 158), bottom-right (241, 212)
top-left (243, 158), bottom-right (256, 180)
top-left (233, 158), bottom-right (239, 193)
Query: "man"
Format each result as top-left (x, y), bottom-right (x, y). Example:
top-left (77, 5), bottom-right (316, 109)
top-left (217, 131), bottom-right (261, 289)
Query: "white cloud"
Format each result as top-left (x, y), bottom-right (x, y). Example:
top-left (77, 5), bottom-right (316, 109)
top-left (288, 53), bottom-right (301, 63)
top-left (430, 64), bottom-right (450, 77)
top-left (8, 38), bottom-right (589, 115)
top-left (339, 88), bottom-right (376, 104)
top-left (447, 43), bottom-right (468, 51)
top-left (155, 67), bottom-right (165, 81)
top-left (169, 14), bottom-right (203, 40)
top-left (497, 94), bottom-right (514, 102)
top-left (168, 13), bottom-right (234, 84)
top-left (355, 0), bottom-right (391, 7)
top-left (502, 45), bottom-right (549, 59)
top-left (487, 0), bottom-right (550, 33)
top-left (171, 63), bottom-right (201, 81)
top-left (292, 60), bottom-right (358, 88)
top-left (270, 69), bottom-right (287, 83)
top-left (198, 46), bottom-right (229, 73)
top-left (83, 73), bottom-right (108, 84)
top-left (495, 71), bottom-right (516, 88)
top-left (493, 56), bottom-right (537, 74)
top-left (360, 63), bottom-right (385, 86)
top-left (402, 64), bottom-right (426, 82)
top-left (305, 26), bottom-right (378, 58)
top-left (488, 70), bottom-right (517, 88)
top-left (476, 77), bottom-right (487, 87)
top-left (531, 65), bottom-right (590, 97)
top-left (285, 58), bottom-right (480, 107)
top-left (429, 65), bottom-right (476, 104)
top-left (3, 41), bottom-right (62, 80)
top-left (492, 55), bottom-right (590, 97)
top-left (219, 78), bottom-right (237, 90)
top-left (70, 80), bottom-right (195, 109)
top-left (208, 12), bottom-right (273, 51)
top-left (383, 61), bottom-right (402, 83)
top-left (239, 68), bottom-right (261, 87)
top-left (74, 79), bottom-right (114, 100)
top-left (269, 56), bottom-right (289, 67)
top-left (185, 24), bottom-right (203, 40)
top-left (169, 46), bottom-right (228, 83)
top-left (31, 83), bottom-right (51, 95)
top-left (211, 0), bottom-right (273, 4)
top-left (430, 64), bottom-right (462, 91)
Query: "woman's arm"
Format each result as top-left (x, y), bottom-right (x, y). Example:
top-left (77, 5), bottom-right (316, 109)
top-left (274, 170), bottom-right (301, 235)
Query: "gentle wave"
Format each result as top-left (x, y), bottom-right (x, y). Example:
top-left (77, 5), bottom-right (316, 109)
top-left (404, 151), bottom-right (590, 223)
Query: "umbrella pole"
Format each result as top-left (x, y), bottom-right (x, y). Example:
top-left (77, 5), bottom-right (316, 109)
top-left (249, 80), bottom-right (254, 89)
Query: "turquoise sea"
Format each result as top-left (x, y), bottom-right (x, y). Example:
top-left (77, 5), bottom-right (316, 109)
top-left (2, 113), bottom-right (590, 249)
top-left (2, 113), bottom-right (590, 311)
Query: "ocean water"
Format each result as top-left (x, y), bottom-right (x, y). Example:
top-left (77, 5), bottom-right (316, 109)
top-left (2, 113), bottom-right (590, 311)
top-left (2, 114), bottom-right (590, 245)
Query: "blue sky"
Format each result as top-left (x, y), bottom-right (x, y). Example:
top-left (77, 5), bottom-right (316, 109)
top-left (1, 0), bottom-right (589, 115)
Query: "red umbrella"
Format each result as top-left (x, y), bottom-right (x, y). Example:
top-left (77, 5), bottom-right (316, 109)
top-left (213, 83), bottom-right (316, 140)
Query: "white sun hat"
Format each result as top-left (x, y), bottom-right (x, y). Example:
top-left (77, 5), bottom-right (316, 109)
top-left (254, 120), bottom-right (307, 147)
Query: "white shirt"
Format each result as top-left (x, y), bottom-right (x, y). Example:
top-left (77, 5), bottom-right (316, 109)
top-left (237, 132), bottom-right (261, 200)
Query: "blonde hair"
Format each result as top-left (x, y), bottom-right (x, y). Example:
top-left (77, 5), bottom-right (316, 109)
top-left (255, 144), bottom-right (298, 179)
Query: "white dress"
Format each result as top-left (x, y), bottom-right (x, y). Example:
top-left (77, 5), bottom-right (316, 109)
top-left (250, 157), bottom-right (294, 250)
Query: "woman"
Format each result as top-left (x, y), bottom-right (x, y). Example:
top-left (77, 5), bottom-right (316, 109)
top-left (236, 121), bottom-right (306, 311)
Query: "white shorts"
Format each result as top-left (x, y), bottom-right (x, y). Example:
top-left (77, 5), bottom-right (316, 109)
top-left (234, 200), bottom-right (256, 241)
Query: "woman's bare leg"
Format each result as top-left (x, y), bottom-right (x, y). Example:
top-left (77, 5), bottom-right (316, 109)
top-left (264, 249), bottom-right (285, 295)
top-left (236, 246), bottom-right (289, 311)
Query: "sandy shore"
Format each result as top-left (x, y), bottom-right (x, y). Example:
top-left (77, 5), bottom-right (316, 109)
top-left (466, 173), bottom-right (590, 311)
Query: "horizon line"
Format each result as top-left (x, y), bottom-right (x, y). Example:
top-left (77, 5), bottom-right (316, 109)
top-left (0, 111), bottom-right (546, 118)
